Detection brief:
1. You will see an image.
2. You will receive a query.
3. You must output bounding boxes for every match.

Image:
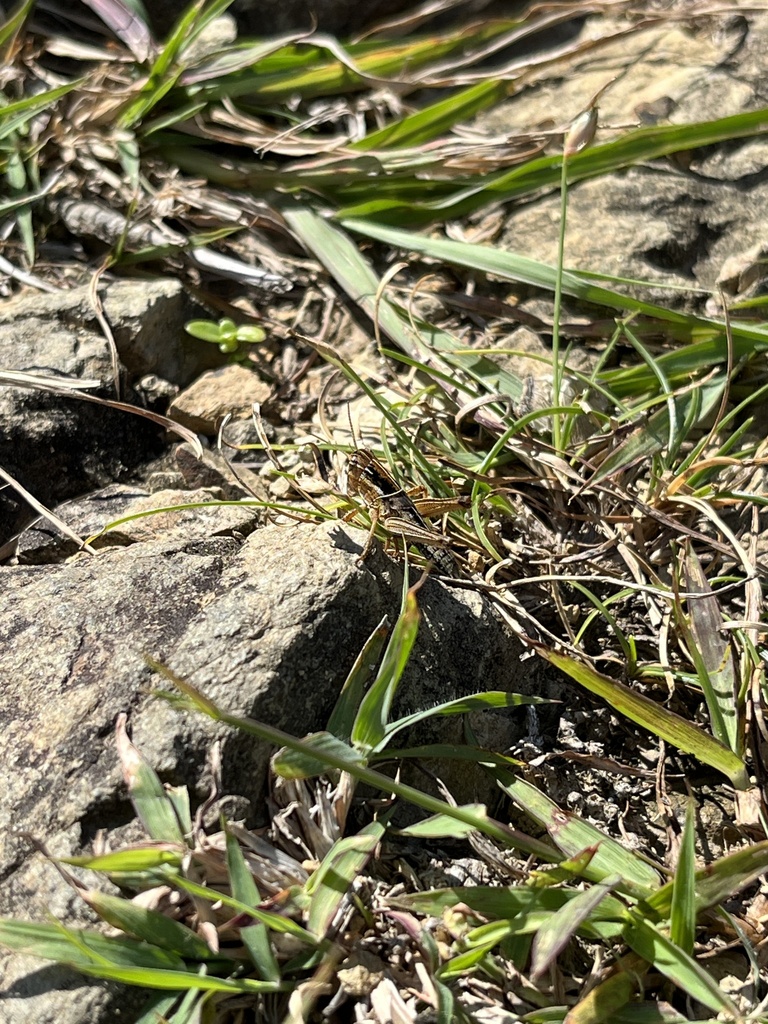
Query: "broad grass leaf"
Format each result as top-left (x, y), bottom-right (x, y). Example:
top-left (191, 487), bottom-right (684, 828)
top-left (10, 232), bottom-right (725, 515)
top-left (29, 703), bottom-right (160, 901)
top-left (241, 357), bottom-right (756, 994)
top-left (63, 847), bottom-right (182, 872)
top-left (352, 589), bottom-right (419, 753)
top-left (621, 914), bottom-right (739, 1016)
top-left (531, 878), bottom-right (620, 979)
top-left (116, 716), bottom-right (188, 844)
top-left (682, 545), bottom-right (739, 753)
top-left (647, 839), bottom-right (768, 918)
top-left (498, 774), bottom-right (662, 897)
top-left (668, 802), bottom-right (696, 955)
top-left (0, 918), bottom-right (186, 970)
top-left (306, 821), bottom-right (384, 938)
top-left (397, 806), bottom-right (487, 839)
top-left (81, 890), bottom-right (215, 961)
top-left (272, 731), bottom-right (365, 780)
top-left (327, 615), bottom-right (389, 742)
top-left (538, 648), bottom-right (748, 789)
top-left (354, 78), bottom-right (511, 151)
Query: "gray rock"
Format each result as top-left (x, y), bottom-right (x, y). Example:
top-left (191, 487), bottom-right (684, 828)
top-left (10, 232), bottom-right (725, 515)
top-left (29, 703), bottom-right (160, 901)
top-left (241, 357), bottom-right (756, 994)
top-left (13, 483), bottom-right (152, 564)
top-left (167, 363), bottom-right (271, 436)
top-left (478, 14), bottom-right (768, 310)
top-left (0, 279), bottom-right (222, 545)
top-left (0, 515), bottom-right (545, 1023)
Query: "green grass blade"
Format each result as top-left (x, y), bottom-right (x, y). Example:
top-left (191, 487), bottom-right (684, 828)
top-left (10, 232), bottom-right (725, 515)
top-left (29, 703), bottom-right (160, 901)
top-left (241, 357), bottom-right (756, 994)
top-left (352, 588), bottom-right (420, 753)
top-left (306, 821), bottom-right (385, 937)
top-left (326, 615), bottom-right (389, 742)
top-left (0, 918), bottom-right (187, 970)
top-left (397, 807), bottom-right (487, 839)
top-left (382, 690), bottom-right (553, 745)
top-left (398, 885), bottom-right (625, 924)
top-left (224, 823), bottom-right (259, 906)
top-left (587, 376), bottom-right (727, 488)
top-left (271, 731), bottom-right (366, 781)
top-left (340, 218), bottom-right (768, 353)
top-left (647, 839), bottom-right (768, 918)
top-left (621, 913), bottom-right (738, 1016)
top-left (538, 648), bottom-right (748, 789)
top-left (353, 78), bottom-right (512, 151)
top-left (0, 0), bottom-right (34, 60)
top-left (81, 890), bottom-right (215, 961)
top-left (497, 774), bottom-right (662, 897)
top-left (284, 206), bottom-right (525, 404)
top-left (63, 847), bottom-right (183, 872)
top-left (668, 802), bottom-right (696, 955)
top-left (151, 663), bottom-right (558, 857)
top-left (338, 108), bottom-right (768, 224)
top-left (133, 992), bottom-right (180, 1024)
top-left (239, 923), bottom-right (280, 986)
top-left (530, 878), bottom-right (620, 980)
top-left (374, 744), bottom-right (524, 769)
top-left (172, 0), bottom-right (237, 58)
top-left (61, 962), bottom-right (288, 993)
top-left (6, 146), bottom-right (36, 263)
top-left (117, 0), bottom-right (228, 127)
top-left (225, 826), bottom-right (281, 982)
top-left (561, 973), bottom-right (639, 1023)
top-left (169, 874), bottom-right (319, 946)
top-left (116, 718), bottom-right (188, 844)
top-left (0, 79), bottom-right (86, 143)
top-left (680, 545), bottom-right (740, 753)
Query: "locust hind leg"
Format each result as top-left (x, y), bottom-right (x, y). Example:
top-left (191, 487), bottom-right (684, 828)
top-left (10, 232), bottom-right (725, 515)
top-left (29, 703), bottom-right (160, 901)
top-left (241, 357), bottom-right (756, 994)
top-left (351, 503), bottom-right (380, 564)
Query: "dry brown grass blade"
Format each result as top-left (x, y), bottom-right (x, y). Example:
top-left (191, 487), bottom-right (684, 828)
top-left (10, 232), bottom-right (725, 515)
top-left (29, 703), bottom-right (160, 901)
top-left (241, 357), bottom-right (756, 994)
top-left (0, 463), bottom-right (97, 556)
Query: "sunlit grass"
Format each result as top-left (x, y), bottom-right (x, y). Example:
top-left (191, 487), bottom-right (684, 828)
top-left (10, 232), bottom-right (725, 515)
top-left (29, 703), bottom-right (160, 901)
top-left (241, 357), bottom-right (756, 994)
top-left (1, 0), bottom-right (767, 1020)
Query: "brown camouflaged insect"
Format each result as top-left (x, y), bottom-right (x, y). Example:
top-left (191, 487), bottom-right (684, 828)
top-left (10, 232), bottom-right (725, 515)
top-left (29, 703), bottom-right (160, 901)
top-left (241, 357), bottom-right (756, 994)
top-left (346, 448), bottom-right (463, 576)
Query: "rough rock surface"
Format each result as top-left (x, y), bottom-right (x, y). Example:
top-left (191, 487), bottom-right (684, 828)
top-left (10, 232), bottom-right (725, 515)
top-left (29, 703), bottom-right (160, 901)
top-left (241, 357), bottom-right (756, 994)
top-left (0, 507), bottom-right (548, 1024)
top-left (480, 15), bottom-right (768, 309)
top-left (0, 279), bottom-right (223, 545)
top-left (168, 363), bottom-right (272, 435)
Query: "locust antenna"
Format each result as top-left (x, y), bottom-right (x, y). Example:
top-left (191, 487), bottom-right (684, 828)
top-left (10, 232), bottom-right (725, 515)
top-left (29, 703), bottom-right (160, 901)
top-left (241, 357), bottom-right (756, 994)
top-left (347, 401), bottom-right (361, 453)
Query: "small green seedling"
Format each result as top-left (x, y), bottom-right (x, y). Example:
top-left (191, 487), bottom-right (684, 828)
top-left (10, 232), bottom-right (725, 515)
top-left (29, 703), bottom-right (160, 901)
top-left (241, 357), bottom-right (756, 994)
top-left (185, 318), bottom-right (266, 355)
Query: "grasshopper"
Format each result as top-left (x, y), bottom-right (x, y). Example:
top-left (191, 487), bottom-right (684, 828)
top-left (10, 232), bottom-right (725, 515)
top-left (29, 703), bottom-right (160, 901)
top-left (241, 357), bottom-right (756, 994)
top-left (346, 448), bottom-right (463, 576)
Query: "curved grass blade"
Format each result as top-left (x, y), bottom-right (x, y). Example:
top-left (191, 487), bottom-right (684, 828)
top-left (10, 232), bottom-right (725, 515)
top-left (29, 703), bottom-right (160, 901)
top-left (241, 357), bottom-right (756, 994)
top-left (326, 615), bottom-right (389, 742)
top-left (646, 839), bottom-right (768, 919)
top-left (497, 773), bottom-right (663, 897)
top-left (150, 660), bottom-right (555, 857)
top-left (396, 807), bottom-right (486, 839)
top-left (352, 588), bottom-right (420, 753)
top-left (340, 218), bottom-right (768, 351)
top-left (80, 890), bottom-right (216, 962)
top-left (381, 690), bottom-right (554, 746)
top-left (681, 545), bottom-right (739, 753)
top-left (0, 918), bottom-right (187, 970)
top-left (0, 0), bottom-right (34, 60)
top-left (353, 78), bottom-right (512, 151)
top-left (531, 877), bottom-right (620, 980)
top-left (271, 731), bottom-right (366, 781)
top-left (63, 847), bottom-right (183, 873)
top-left (621, 913), bottom-right (738, 1017)
top-left (225, 825), bottom-right (280, 983)
top-left (338, 108), bottom-right (768, 224)
top-left (538, 647), bottom-right (748, 788)
top-left (284, 206), bottom-right (525, 404)
top-left (306, 821), bottom-right (385, 937)
top-left (116, 716), bottom-right (188, 844)
top-left (58, 962), bottom-right (288, 993)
